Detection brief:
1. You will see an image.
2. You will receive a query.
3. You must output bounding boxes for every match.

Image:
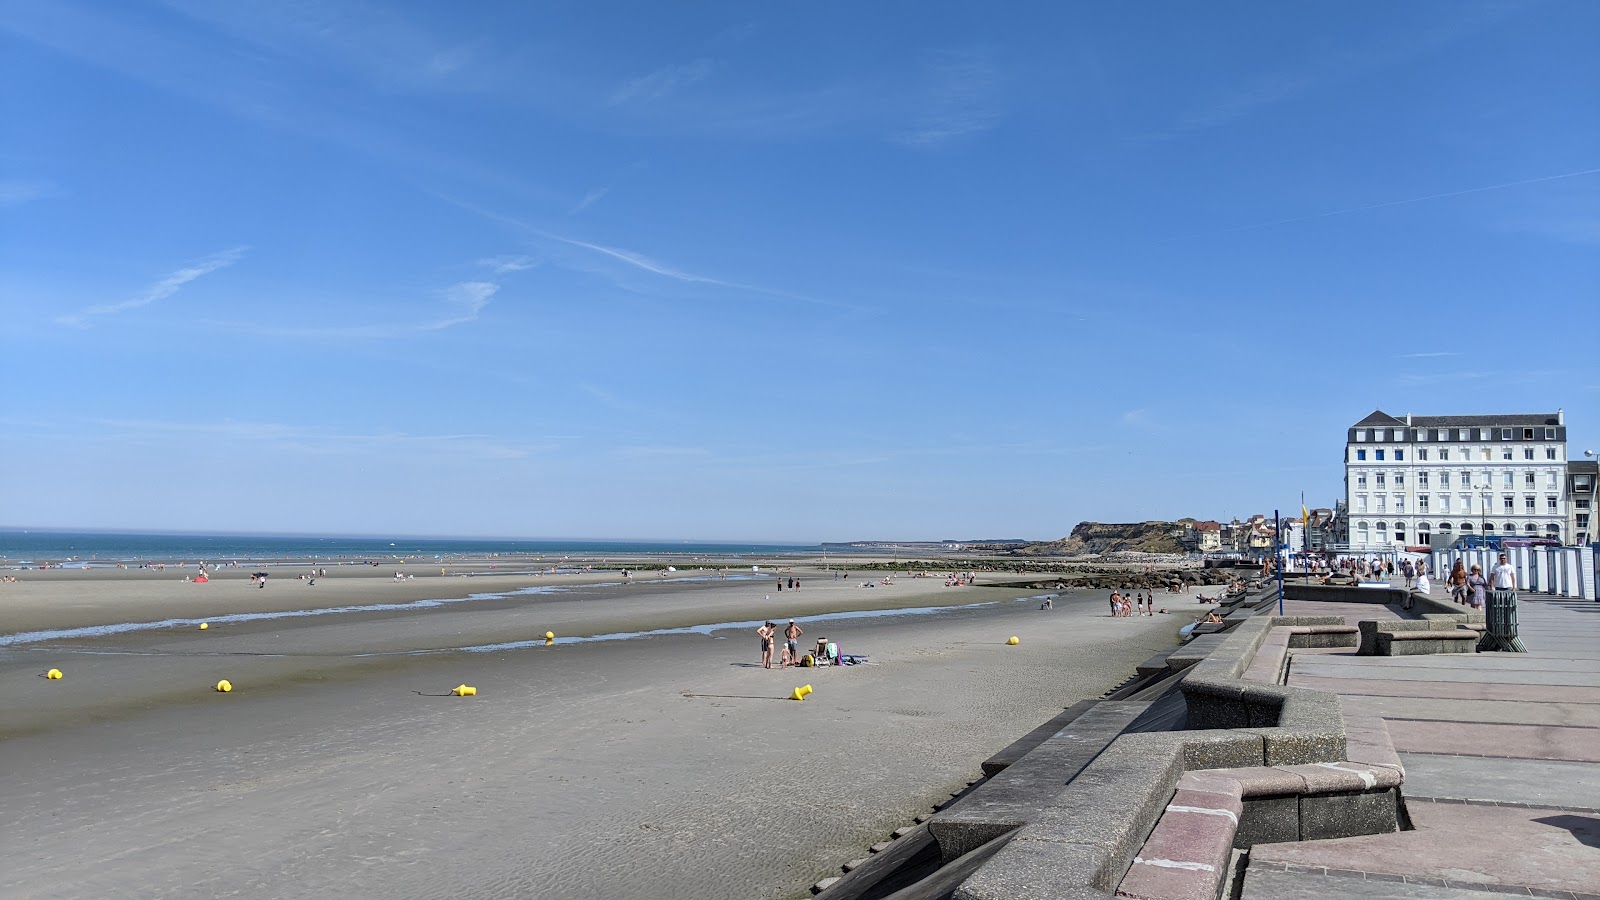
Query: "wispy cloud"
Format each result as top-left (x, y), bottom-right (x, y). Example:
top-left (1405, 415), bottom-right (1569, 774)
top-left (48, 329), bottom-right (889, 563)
top-left (1161, 167), bottom-right (1600, 243)
top-left (546, 234), bottom-right (725, 285)
top-left (543, 231), bottom-right (862, 310)
top-left (90, 417), bottom-right (545, 460)
top-left (1118, 408), bottom-right (1169, 433)
top-left (897, 48), bottom-right (1003, 148)
top-left (1395, 371), bottom-right (1490, 387)
top-left (578, 382), bottom-right (635, 412)
top-left (1396, 351), bottom-right (1459, 359)
top-left (613, 445), bottom-right (712, 459)
top-left (204, 279), bottom-right (495, 340)
top-left (1153, 6), bottom-right (1521, 139)
top-left (57, 246), bottom-right (247, 328)
top-left (0, 178), bottom-right (59, 207)
top-left (610, 59), bottom-right (715, 106)
top-left (421, 281), bottom-right (496, 330)
top-left (478, 254), bottom-right (538, 274)
top-left (569, 186), bottom-right (609, 215)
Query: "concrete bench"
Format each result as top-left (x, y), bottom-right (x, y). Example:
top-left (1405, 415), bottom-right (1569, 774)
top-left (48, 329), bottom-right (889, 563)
top-left (1357, 619), bottom-right (1475, 655)
top-left (1114, 717), bottom-right (1402, 900)
top-left (1374, 629), bottom-right (1477, 656)
top-left (1283, 624), bottom-right (1359, 649)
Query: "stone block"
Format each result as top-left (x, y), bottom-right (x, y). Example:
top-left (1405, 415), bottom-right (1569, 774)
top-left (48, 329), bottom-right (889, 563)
top-left (932, 702), bottom-right (1150, 861)
top-left (980, 700), bottom-right (1098, 776)
top-left (1298, 788), bottom-right (1400, 840)
top-left (1180, 675), bottom-right (1250, 729)
top-left (1287, 761), bottom-right (1401, 794)
top-left (1176, 770), bottom-right (1243, 797)
top-left (1116, 792), bottom-right (1235, 899)
top-left (1235, 795), bottom-right (1298, 848)
top-left (1028, 734), bottom-right (1187, 878)
top-left (952, 835), bottom-right (1118, 900)
top-left (1178, 729), bottom-right (1264, 770)
top-left (1375, 632), bottom-right (1475, 655)
top-left (1269, 615), bottom-right (1346, 627)
top-left (1202, 766), bottom-right (1306, 798)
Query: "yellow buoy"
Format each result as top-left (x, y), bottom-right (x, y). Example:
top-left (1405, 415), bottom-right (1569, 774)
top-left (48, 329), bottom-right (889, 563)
top-left (452, 684), bottom-right (477, 696)
top-left (1007, 636), bottom-right (1020, 645)
top-left (199, 622), bottom-right (209, 630)
top-left (545, 631), bottom-right (555, 640)
top-left (789, 686), bottom-right (807, 701)
top-left (800, 684), bottom-right (813, 697)
top-left (215, 679), bottom-right (232, 692)
top-left (46, 668), bottom-right (63, 680)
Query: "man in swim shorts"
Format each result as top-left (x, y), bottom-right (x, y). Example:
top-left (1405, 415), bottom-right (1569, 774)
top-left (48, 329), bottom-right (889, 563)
top-left (784, 619), bottom-right (803, 666)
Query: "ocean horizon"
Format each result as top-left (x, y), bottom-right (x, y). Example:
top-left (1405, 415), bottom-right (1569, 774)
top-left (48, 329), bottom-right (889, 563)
top-left (0, 528), bottom-right (823, 563)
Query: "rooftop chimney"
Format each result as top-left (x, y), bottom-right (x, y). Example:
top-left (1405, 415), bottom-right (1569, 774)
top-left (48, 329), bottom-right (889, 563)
top-left (1405, 413), bottom-right (1412, 426)
top-left (1558, 408), bottom-right (1565, 425)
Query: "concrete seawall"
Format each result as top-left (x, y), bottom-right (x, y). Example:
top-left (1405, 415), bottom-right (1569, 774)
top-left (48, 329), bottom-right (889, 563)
top-left (811, 583), bottom-right (1596, 899)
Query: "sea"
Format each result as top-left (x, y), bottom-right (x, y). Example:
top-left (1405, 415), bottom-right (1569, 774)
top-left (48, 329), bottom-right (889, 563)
top-left (0, 530), bottom-right (822, 565)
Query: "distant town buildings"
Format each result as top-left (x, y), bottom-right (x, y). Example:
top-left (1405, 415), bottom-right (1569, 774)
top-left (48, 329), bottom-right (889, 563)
top-left (1344, 409), bottom-right (1573, 550)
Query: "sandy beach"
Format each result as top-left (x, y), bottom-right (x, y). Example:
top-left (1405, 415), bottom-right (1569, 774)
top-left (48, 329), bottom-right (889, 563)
top-left (1, 565), bottom-right (1214, 899)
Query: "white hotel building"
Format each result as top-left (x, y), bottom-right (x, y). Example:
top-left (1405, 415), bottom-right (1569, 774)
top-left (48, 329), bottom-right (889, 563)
top-left (1345, 410), bottom-right (1571, 550)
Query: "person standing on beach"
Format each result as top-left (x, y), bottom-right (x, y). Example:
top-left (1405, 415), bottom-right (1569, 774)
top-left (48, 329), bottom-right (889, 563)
top-left (784, 619), bottom-right (803, 666)
top-left (1108, 590), bottom-right (1120, 617)
top-left (757, 622), bottom-right (777, 668)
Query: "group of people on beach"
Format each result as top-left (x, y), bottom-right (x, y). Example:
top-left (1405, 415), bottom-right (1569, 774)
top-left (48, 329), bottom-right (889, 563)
top-left (1107, 589), bottom-right (1159, 617)
top-left (756, 619), bottom-right (836, 668)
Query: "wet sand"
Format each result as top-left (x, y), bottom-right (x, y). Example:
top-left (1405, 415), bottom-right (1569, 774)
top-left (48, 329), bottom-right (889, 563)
top-left (0, 568), bottom-right (1210, 899)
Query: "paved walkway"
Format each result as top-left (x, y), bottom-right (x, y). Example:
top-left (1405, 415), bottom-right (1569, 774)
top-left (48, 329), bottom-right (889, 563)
top-left (1243, 595), bottom-right (1600, 899)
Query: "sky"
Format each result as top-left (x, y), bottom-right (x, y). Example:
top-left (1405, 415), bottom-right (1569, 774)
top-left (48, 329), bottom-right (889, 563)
top-left (1, 1), bottom-right (1597, 543)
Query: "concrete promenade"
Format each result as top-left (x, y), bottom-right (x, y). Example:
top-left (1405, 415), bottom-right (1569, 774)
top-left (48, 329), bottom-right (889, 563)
top-left (1245, 592), bottom-right (1600, 899)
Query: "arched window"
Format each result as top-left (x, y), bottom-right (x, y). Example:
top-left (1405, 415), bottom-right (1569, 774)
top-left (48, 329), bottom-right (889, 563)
top-left (1357, 521), bottom-right (1370, 543)
top-left (1546, 524), bottom-right (1562, 540)
top-left (1376, 521), bottom-right (1389, 541)
top-left (1417, 522), bottom-right (1432, 542)
top-left (1503, 523), bottom-right (1515, 534)
top-left (1438, 522), bottom-right (1453, 533)
top-left (1460, 522), bottom-right (1473, 533)
top-left (1394, 523), bottom-right (1407, 542)
top-left (1524, 523), bottom-right (1538, 533)
top-left (1484, 522), bottom-right (1496, 533)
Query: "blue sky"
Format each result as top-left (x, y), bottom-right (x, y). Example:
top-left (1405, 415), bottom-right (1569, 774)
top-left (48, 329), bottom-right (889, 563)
top-left (2, 1), bottom-right (1597, 542)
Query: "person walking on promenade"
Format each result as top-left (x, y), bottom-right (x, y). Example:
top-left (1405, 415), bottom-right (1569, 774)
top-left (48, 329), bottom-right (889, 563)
top-left (783, 619), bottom-right (803, 666)
top-left (1448, 560), bottom-right (1469, 604)
top-left (1491, 553), bottom-right (1517, 594)
top-left (757, 622), bottom-right (777, 669)
top-left (1466, 564), bottom-right (1488, 610)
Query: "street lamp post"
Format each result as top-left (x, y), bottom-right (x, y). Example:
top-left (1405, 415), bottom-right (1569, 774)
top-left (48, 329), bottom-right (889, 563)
top-left (1474, 484), bottom-right (1490, 571)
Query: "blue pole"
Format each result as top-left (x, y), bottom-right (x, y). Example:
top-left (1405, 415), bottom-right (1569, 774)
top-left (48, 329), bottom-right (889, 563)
top-left (1276, 508), bottom-right (1285, 616)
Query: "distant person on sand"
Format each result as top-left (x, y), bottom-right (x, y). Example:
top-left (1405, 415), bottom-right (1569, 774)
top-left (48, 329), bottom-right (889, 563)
top-left (757, 622), bottom-right (777, 669)
top-left (1108, 590), bottom-right (1120, 617)
top-left (784, 619), bottom-right (803, 664)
